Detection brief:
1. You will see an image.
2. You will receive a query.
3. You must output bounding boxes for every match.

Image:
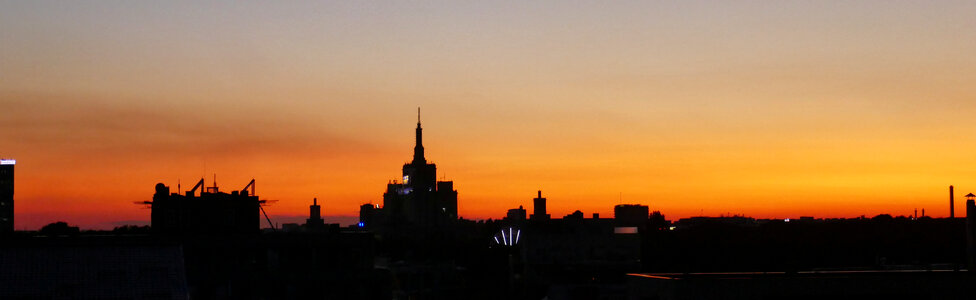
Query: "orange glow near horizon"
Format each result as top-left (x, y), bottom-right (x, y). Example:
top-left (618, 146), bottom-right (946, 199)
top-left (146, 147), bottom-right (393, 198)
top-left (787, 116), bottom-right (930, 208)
top-left (3, 2), bottom-right (976, 229)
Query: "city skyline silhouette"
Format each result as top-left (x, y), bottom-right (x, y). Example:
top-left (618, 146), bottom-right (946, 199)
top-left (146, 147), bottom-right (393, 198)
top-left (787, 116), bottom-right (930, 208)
top-left (3, 118), bottom-right (975, 299)
top-left (4, 3), bottom-right (976, 298)
top-left (4, 108), bottom-right (975, 230)
top-left (4, 2), bottom-right (976, 230)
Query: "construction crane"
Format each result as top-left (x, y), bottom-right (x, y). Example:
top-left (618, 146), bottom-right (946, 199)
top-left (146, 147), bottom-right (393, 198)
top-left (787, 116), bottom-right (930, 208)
top-left (240, 178), bottom-right (277, 232)
top-left (187, 178), bottom-right (205, 197)
top-left (241, 179), bottom-right (255, 196)
top-left (206, 174), bottom-right (219, 194)
top-left (134, 179), bottom-right (203, 207)
top-left (134, 178), bottom-right (279, 232)
top-left (259, 200), bottom-right (278, 233)
top-left (135, 200), bottom-right (153, 208)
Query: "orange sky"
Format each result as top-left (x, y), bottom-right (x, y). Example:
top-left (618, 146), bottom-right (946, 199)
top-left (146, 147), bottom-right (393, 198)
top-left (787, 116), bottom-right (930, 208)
top-left (3, 2), bottom-right (976, 229)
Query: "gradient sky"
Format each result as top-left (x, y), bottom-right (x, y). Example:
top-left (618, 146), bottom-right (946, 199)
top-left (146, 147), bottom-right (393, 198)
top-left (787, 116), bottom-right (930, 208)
top-left (3, 1), bottom-right (976, 229)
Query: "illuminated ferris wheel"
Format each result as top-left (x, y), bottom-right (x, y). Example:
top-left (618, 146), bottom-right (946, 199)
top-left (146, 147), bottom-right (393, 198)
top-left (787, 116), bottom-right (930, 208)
top-left (493, 226), bottom-right (521, 246)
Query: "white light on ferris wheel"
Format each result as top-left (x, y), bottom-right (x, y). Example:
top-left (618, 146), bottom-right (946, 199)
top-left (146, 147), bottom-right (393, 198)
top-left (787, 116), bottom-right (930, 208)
top-left (494, 227), bottom-right (521, 246)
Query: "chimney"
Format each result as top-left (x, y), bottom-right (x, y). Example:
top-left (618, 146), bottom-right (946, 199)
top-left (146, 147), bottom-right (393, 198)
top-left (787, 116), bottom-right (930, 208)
top-left (951, 185), bottom-right (955, 219)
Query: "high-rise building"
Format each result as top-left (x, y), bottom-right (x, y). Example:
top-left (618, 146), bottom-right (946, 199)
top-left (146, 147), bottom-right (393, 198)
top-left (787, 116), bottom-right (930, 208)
top-left (0, 159), bottom-right (14, 232)
top-left (306, 198), bottom-right (324, 228)
top-left (359, 203), bottom-right (377, 228)
top-left (363, 109), bottom-right (459, 229)
top-left (530, 190), bottom-right (550, 220)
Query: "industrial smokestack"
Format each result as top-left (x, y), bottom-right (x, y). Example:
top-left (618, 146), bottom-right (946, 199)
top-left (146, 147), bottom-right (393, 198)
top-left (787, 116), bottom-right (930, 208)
top-left (951, 185), bottom-right (955, 219)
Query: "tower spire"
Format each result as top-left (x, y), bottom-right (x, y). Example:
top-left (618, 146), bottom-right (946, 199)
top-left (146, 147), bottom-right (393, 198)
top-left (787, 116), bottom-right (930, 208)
top-left (413, 107), bottom-right (425, 163)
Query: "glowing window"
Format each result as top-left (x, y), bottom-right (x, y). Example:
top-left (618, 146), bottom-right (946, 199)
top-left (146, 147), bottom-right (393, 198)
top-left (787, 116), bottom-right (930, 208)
top-left (614, 227), bottom-right (639, 234)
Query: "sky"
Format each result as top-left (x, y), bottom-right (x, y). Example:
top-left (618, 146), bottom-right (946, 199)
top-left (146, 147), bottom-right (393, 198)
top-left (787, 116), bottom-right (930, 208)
top-left (2, 1), bottom-right (976, 230)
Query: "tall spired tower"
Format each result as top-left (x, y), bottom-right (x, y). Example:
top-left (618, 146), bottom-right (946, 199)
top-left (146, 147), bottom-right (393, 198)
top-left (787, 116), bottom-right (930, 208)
top-left (369, 109), bottom-right (458, 229)
top-left (403, 108), bottom-right (436, 195)
top-left (413, 108), bottom-right (425, 164)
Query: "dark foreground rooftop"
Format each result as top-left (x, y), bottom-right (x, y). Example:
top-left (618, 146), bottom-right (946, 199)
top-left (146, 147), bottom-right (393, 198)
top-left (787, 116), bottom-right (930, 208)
top-left (628, 270), bottom-right (976, 300)
top-left (0, 242), bottom-right (188, 300)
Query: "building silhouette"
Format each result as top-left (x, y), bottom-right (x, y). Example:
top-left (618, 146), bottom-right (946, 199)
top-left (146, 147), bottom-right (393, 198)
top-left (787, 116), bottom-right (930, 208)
top-left (148, 178), bottom-right (262, 235)
top-left (0, 159), bottom-right (14, 232)
top-left (361, 110), bottom-right (458, 229)
top-left (530, 190), bottom-right (550, 220)
top-left (563, 210), bottom-right (584, 220)
top-left (359, 203), bottom-right (377, 228)
top-left (614, 204), bottom-right (649, 228)
top-left (142, 177), bottom-right (380, 298)
top-left (506, 206), bottom-right (527, 223)
top-left (967, 193), bottom-right (976, 269)
top-left (306, 198), bottom-right (324, 229)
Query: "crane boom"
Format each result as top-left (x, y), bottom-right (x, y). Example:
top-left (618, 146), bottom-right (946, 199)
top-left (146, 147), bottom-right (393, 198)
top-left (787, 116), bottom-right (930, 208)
top-left (187, 178), bottom-right (205, 196)
top-left (241, 179), bottom-right (255, 196)
top-left (259, 204), bottom-right (276, 232)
